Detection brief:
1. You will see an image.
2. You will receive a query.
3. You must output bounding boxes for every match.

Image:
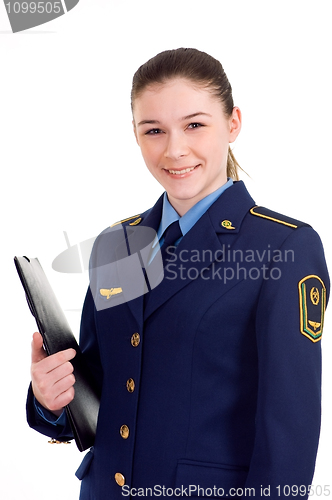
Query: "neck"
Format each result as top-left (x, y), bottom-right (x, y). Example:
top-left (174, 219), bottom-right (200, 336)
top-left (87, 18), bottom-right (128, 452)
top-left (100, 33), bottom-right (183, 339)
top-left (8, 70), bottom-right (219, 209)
top-left (166, 196), bottom-right (199, 217)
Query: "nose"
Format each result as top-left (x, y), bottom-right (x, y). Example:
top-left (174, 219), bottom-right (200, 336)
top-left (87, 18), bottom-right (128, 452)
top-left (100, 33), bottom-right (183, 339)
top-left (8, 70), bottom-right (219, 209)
top-left (164, 132), bottom-right (190, 160)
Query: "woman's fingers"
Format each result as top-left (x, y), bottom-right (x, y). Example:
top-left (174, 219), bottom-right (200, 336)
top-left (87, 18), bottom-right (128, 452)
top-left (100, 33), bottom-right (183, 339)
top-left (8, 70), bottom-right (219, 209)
top-left (31, 332), bottom-right (77, 413)
top-left (31, 331), bottom-right (47, 364)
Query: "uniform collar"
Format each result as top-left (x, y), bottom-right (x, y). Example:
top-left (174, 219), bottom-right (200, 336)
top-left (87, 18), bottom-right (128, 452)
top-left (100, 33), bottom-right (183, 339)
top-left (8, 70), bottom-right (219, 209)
top-left (158, 178), bottom-right (234, 241)
top-left (139, 180), bottom-right (255, 237)
top-left (207, 180), bottom-right (255, 234)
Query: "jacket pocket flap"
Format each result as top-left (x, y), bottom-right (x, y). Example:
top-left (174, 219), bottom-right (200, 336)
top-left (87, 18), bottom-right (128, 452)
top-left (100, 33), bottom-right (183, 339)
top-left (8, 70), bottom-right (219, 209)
top-left (175, 459), bottom-right (248, 495)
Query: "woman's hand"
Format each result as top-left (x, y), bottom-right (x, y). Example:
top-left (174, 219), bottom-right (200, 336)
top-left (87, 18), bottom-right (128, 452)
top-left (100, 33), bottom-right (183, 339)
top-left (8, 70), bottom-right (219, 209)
top-left (31, 331), bottom-right (76, 416)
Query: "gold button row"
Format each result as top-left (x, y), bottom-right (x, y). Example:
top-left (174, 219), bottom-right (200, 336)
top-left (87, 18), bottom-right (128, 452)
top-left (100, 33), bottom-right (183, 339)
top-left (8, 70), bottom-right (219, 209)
top-left (115, 334), bottom-right (140, 487)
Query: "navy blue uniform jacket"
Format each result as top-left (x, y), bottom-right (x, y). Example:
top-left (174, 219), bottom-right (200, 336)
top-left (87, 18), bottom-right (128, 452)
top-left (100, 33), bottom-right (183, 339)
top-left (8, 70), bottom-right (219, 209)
top-left (27, 181), bottom-right (330, 499)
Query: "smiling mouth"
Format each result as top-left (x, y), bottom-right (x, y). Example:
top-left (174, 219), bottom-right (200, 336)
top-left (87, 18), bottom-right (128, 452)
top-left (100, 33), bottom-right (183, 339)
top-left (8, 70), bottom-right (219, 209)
top-left (164, 164), bottom-right (200, 175)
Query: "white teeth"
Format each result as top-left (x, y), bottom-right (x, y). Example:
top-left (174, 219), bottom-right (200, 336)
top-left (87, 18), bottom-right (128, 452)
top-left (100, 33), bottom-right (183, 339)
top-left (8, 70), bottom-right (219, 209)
top-left (167, 165), bottom-right (197, 175)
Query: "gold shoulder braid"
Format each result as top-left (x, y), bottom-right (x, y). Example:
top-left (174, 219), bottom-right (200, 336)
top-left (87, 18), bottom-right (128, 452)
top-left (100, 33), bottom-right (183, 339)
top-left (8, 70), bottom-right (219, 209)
top-left (250, 206), bottom-right (310, 229)
top-left (110, 215), bottom-right (141, 228)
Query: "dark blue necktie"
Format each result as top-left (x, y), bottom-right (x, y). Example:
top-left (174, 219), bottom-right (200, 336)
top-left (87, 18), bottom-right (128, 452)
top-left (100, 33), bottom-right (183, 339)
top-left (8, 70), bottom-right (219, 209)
top-left (144, 220), bottom-right (182, 308)
top-left (160, 220), bottom-right (182, 266)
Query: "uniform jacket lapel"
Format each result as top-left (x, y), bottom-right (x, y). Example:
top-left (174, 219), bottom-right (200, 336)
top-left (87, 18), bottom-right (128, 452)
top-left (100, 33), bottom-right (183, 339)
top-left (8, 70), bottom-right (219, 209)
top-left (116, 194), bottom-right (164, 332)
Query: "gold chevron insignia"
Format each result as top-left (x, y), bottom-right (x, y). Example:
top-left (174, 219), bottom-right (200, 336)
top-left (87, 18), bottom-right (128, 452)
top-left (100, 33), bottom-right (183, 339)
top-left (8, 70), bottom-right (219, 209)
top-left (308, 320), bottom-right (321, 331)
top-left (100, 288), bottom-right (123, 299)
top-left (221, 220), bottom-right (236, 230)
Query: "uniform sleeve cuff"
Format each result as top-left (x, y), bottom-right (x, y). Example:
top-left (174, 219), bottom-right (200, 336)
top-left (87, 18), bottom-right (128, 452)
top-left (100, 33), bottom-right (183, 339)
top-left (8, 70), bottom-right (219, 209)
top-left (33, 397), bottom-right (66, 426)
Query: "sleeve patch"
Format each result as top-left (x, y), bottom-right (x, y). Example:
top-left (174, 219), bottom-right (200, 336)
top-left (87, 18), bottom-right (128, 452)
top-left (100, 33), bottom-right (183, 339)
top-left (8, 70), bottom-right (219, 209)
top-left (298, 275), bottom-right (326, 342)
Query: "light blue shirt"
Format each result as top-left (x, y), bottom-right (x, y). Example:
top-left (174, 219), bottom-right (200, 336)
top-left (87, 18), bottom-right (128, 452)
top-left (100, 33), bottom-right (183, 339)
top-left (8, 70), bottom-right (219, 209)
top-left (150, 178), bottom-right (233, 262)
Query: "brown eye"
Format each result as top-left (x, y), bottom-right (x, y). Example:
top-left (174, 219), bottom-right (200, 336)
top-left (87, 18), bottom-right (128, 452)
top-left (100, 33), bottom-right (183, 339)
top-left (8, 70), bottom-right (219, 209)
top-left (188, 122), bottom-right (203, 129)
top-left (145, 128), bottom-right (162, 135)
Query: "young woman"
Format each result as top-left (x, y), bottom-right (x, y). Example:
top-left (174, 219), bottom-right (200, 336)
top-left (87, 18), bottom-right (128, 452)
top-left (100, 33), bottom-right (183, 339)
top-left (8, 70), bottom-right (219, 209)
top-left (28, 48), bottom-right (329, 500)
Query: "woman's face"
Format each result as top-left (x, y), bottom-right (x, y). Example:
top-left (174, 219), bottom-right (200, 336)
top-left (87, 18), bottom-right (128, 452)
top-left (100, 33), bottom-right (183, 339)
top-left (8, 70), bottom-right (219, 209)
top-left (133, 78), bottom-right (241, 215)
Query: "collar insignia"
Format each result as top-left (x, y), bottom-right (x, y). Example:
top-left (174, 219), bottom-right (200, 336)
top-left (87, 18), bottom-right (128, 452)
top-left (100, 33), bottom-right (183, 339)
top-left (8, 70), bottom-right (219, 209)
top-left (221, 220), bottom-right (236, 230)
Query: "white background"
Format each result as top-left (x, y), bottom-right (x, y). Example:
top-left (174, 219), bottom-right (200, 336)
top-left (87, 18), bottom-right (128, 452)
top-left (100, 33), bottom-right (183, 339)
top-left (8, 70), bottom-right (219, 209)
top-left (1, 1), bottom-right (331, 498)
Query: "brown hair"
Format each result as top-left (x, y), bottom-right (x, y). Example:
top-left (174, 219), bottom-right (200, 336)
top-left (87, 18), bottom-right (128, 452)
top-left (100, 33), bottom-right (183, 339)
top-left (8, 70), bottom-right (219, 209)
top-left (131, 47), bottom-right (242, 180)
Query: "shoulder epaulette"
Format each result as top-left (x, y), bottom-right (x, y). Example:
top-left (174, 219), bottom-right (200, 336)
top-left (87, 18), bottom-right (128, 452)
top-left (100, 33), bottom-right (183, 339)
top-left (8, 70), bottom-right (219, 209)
top-left (250, 206), bottom-right (310, 229)
top-left (110, 215), bottom-right (141, 228)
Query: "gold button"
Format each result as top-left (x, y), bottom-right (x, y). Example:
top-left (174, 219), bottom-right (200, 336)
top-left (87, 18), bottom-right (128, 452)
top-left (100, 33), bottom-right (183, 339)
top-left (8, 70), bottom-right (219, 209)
top-left (120, 424), bottom-right (130, 439)
top-left (131, 332), bottom-right (140, 347)
top-left (126, 378), bottom-right (135, 393)
top-left (115, 472), bottom-right (125, 486)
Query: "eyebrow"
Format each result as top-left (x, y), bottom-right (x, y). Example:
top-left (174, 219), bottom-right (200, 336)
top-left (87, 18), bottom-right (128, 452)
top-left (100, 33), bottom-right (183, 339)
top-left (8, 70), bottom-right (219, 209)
top-left (137, 112), bottom-right (212, 127)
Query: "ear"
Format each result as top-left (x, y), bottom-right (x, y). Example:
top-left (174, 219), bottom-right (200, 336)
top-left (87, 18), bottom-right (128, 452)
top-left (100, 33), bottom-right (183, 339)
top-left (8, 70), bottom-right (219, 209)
top-left (229, 107), bottom-right (242, 143)
top-left (132, 120), bottom-right (139, 145)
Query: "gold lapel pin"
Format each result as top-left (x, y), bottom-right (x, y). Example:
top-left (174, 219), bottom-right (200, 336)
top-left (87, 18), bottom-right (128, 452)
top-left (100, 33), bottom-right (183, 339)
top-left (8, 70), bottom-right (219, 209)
top-left (221, 220), bottom-right (236, 230)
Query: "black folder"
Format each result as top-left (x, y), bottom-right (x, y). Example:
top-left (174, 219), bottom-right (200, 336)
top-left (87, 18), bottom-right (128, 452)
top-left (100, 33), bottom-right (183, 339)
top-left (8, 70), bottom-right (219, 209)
top-left (14, 256), bottom-right (100, 452)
